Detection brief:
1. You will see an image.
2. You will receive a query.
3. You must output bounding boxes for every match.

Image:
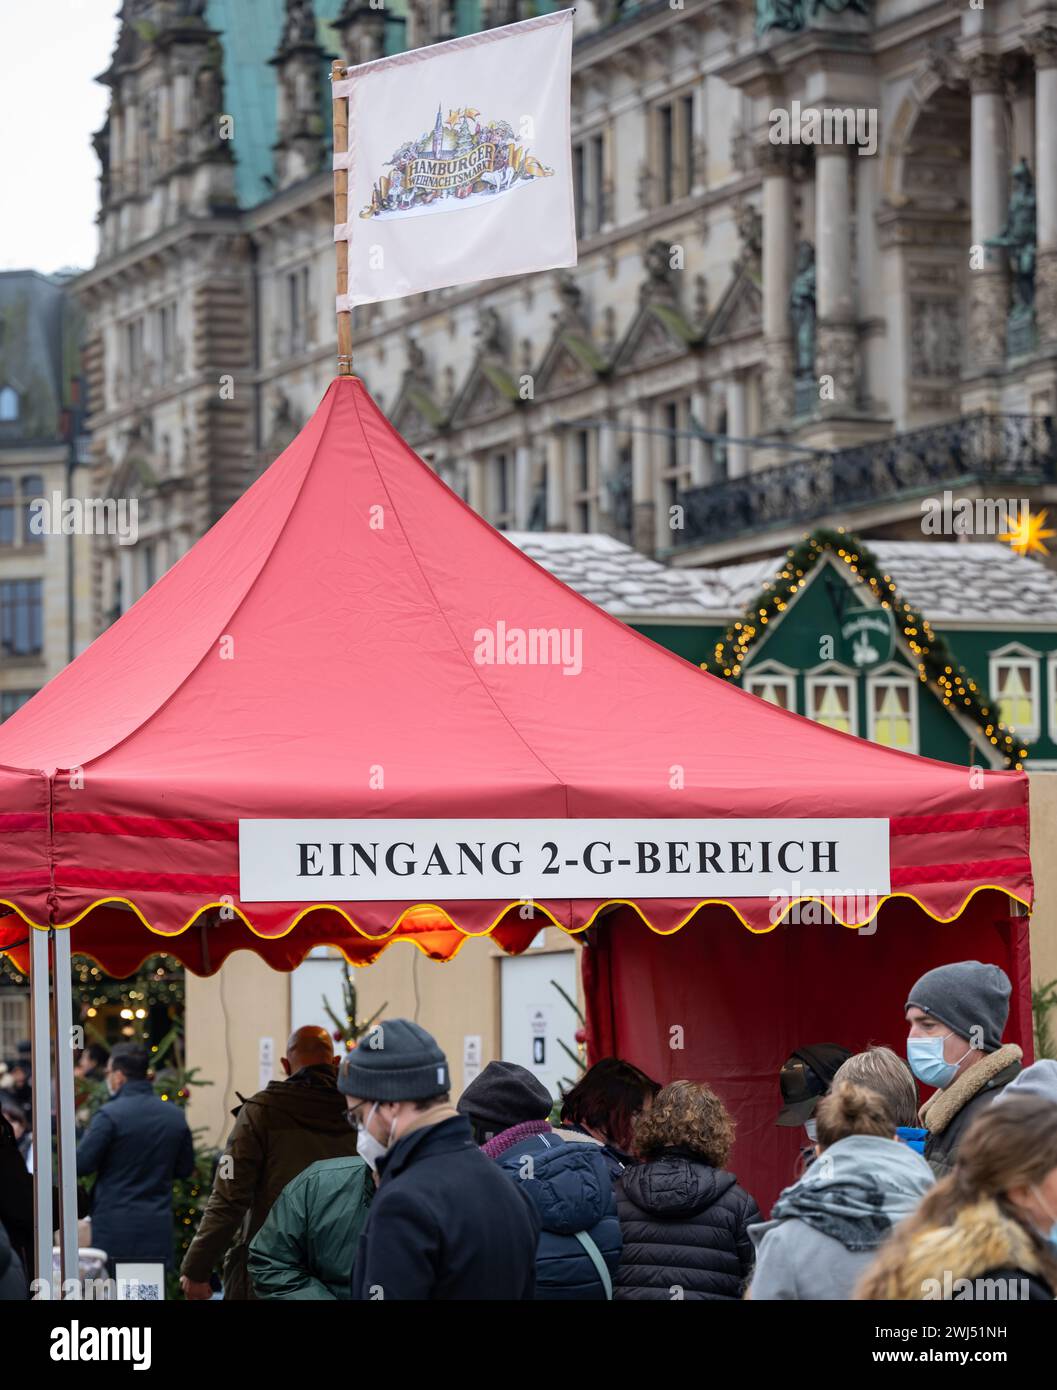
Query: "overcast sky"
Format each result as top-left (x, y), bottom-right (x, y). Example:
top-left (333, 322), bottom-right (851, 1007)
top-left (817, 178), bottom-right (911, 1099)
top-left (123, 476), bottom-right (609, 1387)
top-left (1, 2), bottom-right (120, 274)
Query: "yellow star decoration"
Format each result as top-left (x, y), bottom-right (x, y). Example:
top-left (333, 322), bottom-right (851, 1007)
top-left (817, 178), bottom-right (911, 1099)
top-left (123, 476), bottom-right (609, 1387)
top-left (1001, 507), bottom-right (1056, 557)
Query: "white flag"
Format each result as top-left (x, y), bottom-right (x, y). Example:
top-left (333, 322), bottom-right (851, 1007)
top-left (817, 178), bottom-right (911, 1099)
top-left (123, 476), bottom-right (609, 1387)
top-left (334, 10), bottom-right (576, 308)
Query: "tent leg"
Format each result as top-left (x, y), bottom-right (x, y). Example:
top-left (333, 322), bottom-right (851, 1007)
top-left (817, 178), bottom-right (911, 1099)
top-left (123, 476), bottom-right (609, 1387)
top-left (51, 927), bottom-right (80, 1294)
top-left (29, 925), bottom-right (53, 1297)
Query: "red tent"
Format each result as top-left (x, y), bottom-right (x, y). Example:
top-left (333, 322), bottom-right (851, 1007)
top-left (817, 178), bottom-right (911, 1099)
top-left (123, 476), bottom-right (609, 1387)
top-left (0, 377), bottom-right (1035, 1215)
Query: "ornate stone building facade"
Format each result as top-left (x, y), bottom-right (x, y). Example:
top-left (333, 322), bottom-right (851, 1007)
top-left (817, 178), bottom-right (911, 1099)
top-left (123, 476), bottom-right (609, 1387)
top-left (0, 272), bottom-right (92, 720)
top-left (77, 0), bottom-right (1057, 630)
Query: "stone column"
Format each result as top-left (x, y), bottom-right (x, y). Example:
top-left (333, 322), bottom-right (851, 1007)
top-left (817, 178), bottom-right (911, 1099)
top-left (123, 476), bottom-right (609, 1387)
top-left (759, 144), bottom-right (795, 430)
top-left (630, 405), bottom-right (655, 555)
top-left (119, 547), bottom-right (135, 613)
top-left (124, 100), bottom-right (139, 196)
top-left (815, 146), bottom-right (858, 408)
top-left (597, 419), bottom-right (618, 520)
top-left (726, 376), bottom-right (749, 479)
top-left (1028, 27), bottom-right (1057, 345)
top-left (467, 456), bottom-right (487, 517)
top-left (546, 433), bottom-right (566, 531)
top-left (514, 442), bottom-right (533, 529)
top-left (968, 53), bottom-right (1011, 368)
top-left (689, 388), bottom-right (709, 484)
top-left (110, 106), bottom-right (124, 198)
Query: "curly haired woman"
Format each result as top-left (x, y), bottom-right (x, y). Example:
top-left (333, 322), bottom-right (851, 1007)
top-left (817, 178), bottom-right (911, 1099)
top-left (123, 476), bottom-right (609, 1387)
top-left (613, 1080), bottom-right (759, 1300)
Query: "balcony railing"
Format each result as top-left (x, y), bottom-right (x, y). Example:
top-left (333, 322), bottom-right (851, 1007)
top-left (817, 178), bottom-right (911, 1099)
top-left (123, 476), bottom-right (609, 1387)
top-left (675, 413), bottom-right (1057, 548)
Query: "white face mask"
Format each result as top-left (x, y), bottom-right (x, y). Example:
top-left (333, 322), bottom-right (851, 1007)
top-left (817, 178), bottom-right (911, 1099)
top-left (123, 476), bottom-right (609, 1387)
top-left (804, 1118), bottom-right (818, 1144)
top-left (356, 1102), bottom-right (395, 1172)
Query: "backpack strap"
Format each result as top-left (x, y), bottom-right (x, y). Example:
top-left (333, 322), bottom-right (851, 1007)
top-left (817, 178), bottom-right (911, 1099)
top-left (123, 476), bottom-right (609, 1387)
top-left (573, 1230), bottom-right (613, 1300)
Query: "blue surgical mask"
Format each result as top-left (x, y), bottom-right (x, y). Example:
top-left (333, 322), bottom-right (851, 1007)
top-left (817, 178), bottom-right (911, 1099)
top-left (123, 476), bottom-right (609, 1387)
top-left (1032, 1186), bottom-right (1057, 1249)
top-left (803, 1119), bottom-right (818, 1143)
top-left (907, 1033), bottom-right (971, 1089)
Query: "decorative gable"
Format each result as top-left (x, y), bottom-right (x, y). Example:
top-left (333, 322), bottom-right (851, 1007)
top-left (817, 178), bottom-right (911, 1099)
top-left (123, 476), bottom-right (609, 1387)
top-left (706, 264), bottom-right (763, 344)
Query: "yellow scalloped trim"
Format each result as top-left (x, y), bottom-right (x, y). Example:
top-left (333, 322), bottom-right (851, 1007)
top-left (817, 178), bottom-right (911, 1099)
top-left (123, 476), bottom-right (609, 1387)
top-left (0, 883), bottom-right (1033, 954)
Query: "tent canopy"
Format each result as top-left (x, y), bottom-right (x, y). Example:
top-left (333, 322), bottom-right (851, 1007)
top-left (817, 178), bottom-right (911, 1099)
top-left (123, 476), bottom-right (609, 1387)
top-left (0, 378), bottom-right (1033, 975)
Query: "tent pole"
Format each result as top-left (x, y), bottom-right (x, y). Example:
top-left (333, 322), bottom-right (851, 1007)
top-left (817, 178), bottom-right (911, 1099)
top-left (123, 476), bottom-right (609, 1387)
top-left (51, 927), bottom-right (80, 1293)
top-left (29, 924), bottom-right (53, 1295)
top-left (332, 59), bottom-right (353, 377)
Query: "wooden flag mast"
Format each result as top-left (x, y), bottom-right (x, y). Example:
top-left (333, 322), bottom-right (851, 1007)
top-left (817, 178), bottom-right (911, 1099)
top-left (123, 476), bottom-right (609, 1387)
top-left (331, 60), bottom-right (353, 376)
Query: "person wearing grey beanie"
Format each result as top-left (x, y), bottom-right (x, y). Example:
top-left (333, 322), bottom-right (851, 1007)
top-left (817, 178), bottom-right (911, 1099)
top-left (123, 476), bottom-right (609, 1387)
top-left (339, 1020), bottom-right (540, 1299)
top-left (904, 961), bottom-right (1023, 1179)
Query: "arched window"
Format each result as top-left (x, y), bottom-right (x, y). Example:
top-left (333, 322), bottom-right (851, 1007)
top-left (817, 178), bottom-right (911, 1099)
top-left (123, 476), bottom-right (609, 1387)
top-left (0, 386), bottom-right (19, 422)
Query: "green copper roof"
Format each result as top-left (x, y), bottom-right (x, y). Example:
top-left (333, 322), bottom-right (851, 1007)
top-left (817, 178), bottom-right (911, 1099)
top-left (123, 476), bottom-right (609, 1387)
top-left (207, 0), bottom-right (535, 208)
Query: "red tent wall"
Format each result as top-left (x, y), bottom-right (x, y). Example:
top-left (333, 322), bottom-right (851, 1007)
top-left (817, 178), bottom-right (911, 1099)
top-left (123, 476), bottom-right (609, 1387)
top-left (582, 892), bottom-right (1033, 1217)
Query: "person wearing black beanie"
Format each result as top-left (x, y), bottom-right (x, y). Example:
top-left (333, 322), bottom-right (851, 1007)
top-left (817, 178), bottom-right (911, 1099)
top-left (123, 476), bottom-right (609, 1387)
top-left (458, 1061), bottom-right (622, 1300)
top-left (339, 1020), bottom-right (540, 1299)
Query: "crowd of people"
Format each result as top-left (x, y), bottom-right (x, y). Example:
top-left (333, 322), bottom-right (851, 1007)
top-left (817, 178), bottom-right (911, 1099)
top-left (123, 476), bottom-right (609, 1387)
top-left (1, 957), bottom-right (1056, 1301)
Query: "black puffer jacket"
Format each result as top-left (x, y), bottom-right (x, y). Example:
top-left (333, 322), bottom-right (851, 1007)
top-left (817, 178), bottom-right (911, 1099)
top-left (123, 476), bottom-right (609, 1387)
top-left (614, 1149), bottom-right (760, 1300)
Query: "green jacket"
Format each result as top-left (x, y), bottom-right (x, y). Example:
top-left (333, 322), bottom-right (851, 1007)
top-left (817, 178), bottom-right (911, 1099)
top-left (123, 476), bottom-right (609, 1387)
top-left (248, 1155), bottom-right (372, 1300)
top-left (181, 1064), bottom-right (361, 1299)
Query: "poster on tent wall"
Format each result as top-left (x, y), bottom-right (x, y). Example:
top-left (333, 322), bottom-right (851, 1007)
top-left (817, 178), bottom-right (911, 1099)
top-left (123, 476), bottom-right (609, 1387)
top-left (239, 818), bottom-right (891, 904)
top-left (334, 9), bottom-right (576, 307)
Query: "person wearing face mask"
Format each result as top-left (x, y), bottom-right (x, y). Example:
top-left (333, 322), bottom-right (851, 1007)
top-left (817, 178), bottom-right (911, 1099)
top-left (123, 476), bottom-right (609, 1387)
top-left (904, 961), bottom-right (1023, 1179)
top-left (775, 1044), bottom-right (852, 1177)
top-left (76, 1043), bottom-right (195, 1277)
top-left (855, 1094), bottom-right (1057, 1300)
top-left (339, 1019), bottom-right (541, 1300)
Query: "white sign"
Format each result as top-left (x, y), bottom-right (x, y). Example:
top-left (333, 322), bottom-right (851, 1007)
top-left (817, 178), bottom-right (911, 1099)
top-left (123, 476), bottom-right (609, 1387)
top-left (239, 818), bottom-right (890, 902)
top-left (114, 1262), bottom-right (165, 1301)
top-left (463, 1034), bottom-right (482, 1089)
top-left (334, 10), bottom-right (575, 307)
top-left (258, 1036), bottom-right (275, 1092)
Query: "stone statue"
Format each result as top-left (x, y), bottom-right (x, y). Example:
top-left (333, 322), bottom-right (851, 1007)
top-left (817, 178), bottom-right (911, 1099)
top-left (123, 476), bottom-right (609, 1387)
top-left (806, 0), bottom-right (870, 18)
top-left (757, 0), bottom-right (869, 35)
top-left (639, 240), bottom-right (676, 307)
top-left (554, 272), bottom-right (584, 327)
top-left (756, 0), bottom-right (803, 37)
top-left (986, 159), bottom-right (1037, 325)
top-left (734, 201), bottom-right (762, 269)
top-left (474, 305), bottom-right (505, 358)
top-left (606, 457), bottom-right (633, 538)
top-left (790, 241), bottom-right (817, 375)
top-left (404, 335), bottom-right (427, 379)
top-left (527, 483), bottom-right (547, 532)
top-left (281, 0), bottom-right (318, 49)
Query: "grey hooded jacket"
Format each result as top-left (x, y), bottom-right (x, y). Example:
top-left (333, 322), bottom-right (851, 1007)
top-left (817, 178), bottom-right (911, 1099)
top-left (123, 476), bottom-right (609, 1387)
top-left (747, 1134), bottom-right (934, 1301)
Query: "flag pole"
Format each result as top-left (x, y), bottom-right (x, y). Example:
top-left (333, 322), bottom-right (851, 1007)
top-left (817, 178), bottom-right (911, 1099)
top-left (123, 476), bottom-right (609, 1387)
top-left (332, 59), bottom-right (353, 377)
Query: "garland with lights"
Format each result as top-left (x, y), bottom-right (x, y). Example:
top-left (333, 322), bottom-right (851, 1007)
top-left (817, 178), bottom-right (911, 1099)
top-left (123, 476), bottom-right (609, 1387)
top-left (701, 527), bottom-right (1030, 769)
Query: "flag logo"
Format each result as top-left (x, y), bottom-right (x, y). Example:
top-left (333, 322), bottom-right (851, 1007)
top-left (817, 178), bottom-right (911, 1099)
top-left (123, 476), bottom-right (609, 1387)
top-left (359, 103), bottom-right (554, 221)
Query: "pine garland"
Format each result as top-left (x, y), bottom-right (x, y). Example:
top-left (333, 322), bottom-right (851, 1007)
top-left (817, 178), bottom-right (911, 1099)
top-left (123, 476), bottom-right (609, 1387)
top-left (701, 527), bottom-right (1029, 769)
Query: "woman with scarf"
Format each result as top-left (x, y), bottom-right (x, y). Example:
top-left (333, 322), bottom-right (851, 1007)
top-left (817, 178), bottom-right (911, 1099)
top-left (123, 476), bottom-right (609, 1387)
top-left (747, 1081), bottom-right (934, 1300)
top-left (855, 1094), bottom-right (1057, 1300)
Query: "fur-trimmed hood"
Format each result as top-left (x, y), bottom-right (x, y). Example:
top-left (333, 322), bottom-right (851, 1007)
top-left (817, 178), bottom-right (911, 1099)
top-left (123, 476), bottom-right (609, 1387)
top-left (855, 1197), bottom-right (1047, 1300)
top-left (920, 1044), bottom-right (1022, 1137)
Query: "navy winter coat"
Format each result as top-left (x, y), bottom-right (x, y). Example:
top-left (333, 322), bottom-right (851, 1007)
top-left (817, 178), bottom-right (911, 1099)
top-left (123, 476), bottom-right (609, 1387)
top-left (496, 1131), bottom-right (622, 1300)
top-left (76, 1079), bottom-right (195, 1267)
top-left (351, 1113), bottom-right (540, 1300)
top-left (615, 1149), bottom-right (760, 1300)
